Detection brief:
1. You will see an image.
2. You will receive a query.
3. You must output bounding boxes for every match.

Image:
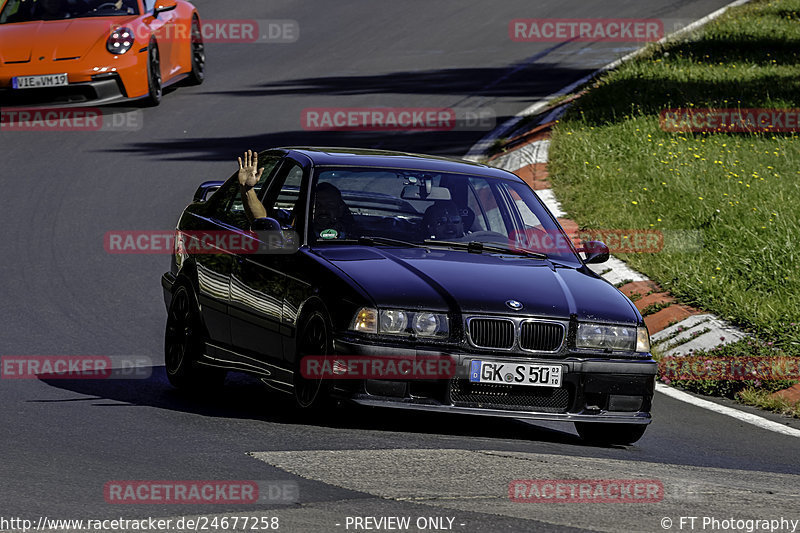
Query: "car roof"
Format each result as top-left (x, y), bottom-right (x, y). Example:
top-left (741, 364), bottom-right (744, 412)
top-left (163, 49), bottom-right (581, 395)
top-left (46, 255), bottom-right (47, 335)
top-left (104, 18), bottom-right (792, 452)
top-left (276, 147), bottom-right (522, 181)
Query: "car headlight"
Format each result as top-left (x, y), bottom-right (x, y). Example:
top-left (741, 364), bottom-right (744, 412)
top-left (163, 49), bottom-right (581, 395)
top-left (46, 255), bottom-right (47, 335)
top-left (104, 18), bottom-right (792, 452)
top-left (577, 323), bottom-right (649, 352)
top-left (350, 307), bottom-right (448, 337)
top-left (413, 312), bottom-right (444, 336)
top-left (107, 27), bottom-right (134, 55)
top-left (380, 309), bottom-right (408, 334)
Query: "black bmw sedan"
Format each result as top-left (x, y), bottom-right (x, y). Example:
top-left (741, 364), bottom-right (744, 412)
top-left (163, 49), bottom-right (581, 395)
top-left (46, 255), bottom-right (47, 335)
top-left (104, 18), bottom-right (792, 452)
top-left (161, 147), bottom-right (657, 445)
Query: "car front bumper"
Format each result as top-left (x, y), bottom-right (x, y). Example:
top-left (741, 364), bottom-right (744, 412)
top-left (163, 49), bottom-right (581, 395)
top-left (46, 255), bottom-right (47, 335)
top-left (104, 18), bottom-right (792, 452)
top-left (0, 49), bottom-right (149, 107)
top-left (0, 76), bottom-right (131, 107)
top-left (333, 338), bottom-right (657, 424)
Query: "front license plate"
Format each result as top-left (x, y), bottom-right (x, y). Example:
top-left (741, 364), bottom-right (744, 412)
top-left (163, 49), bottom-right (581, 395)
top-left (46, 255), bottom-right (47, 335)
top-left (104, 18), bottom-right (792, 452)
top-left (469, 360), bottom-right (562, 387)
top-left (12, 73), bottom-right (69, 89)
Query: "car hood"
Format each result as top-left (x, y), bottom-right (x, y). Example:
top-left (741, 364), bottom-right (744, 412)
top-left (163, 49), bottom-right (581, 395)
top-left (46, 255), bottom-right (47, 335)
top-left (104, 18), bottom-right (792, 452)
top-left (316, 246), bottom-right (640, 325)
top-left (0, 18), bottom-right (136, 63)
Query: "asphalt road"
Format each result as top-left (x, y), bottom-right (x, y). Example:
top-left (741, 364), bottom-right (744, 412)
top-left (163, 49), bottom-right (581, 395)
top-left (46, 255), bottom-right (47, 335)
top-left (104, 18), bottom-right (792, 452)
top-left (1, 1), bottom-right (798, 532)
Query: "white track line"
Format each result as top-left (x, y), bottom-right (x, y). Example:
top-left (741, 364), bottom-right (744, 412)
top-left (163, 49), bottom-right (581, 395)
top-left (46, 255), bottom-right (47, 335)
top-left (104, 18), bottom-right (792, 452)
top-left (656, 384), bottom-right (800, 438)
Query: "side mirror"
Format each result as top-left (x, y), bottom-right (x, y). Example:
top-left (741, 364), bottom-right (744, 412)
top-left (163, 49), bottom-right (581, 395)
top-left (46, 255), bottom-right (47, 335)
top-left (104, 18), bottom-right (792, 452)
top-left (272, 208), bottom-right (293, 227)
top-left (251, 218), bottom-right (300, 254)
top-left (154, 0), bottom-right (177, 15)
top-left (193, 180), bottom-right (223, 203)
top-left (581, 240), bottom-right (609, 264)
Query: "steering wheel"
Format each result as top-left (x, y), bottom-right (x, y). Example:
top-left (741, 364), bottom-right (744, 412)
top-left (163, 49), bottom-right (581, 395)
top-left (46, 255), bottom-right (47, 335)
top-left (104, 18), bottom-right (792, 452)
top-left (94, 2), bottom-right (119, 10)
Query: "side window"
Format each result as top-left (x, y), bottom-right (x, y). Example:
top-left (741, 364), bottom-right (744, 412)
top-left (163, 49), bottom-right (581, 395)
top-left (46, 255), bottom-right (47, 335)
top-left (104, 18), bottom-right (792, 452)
top-left (227, 155), bottom-right (282, 216)
top-left (469, 179), bottom-right (506, 233)
top-left (466, 185), bottom-right (488, 232)
top-left (263, 161), bottom-right (306, 229)
top-left (143, 0), bottom-right (157, 12)
top-left (205, 178), bottom-right (239, 217)
top-left (273, 164), bottom-right (303, 213)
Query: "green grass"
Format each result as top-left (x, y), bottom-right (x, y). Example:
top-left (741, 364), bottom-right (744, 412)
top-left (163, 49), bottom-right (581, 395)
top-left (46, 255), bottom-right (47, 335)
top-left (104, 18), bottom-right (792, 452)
top-left (738, 387), bottom-right (800, 418)
top-left (550, 0), bottom-right (800, 356)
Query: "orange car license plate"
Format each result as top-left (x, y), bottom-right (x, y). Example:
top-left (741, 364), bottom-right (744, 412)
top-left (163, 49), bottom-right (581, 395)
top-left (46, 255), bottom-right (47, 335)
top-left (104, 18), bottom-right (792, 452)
top-left (12, 73), bottom-right (68, 89)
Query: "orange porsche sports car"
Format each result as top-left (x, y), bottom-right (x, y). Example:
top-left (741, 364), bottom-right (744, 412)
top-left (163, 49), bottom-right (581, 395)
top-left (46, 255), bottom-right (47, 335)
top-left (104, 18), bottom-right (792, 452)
top-left (0, 0), bottom-right (204, 106)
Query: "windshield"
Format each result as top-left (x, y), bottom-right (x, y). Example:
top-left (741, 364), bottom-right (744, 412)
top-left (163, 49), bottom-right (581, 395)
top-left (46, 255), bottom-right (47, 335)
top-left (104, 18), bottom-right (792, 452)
top-left (309, 167), bottom-right (580, 262)
top-left (0, 0), bottom-right (138, 23)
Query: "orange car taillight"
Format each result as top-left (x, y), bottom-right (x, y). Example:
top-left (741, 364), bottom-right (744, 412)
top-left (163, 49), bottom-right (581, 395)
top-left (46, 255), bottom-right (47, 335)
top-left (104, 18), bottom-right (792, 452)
top-left (107, 27), bottom-right (134, 55)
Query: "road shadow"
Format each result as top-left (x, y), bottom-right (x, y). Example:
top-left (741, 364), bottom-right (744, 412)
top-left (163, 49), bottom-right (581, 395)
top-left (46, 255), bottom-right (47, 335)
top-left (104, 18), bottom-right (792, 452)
top-left (100, 127), bottom-right (513, 161)
top-left (566, 36), bottom-right (800, 127)
top-left (203, 64), bottom-right (596, 99)
top-left (34, 365), bottom-right (592, 447)
top-left (97, 61), bottom-right (602, 160)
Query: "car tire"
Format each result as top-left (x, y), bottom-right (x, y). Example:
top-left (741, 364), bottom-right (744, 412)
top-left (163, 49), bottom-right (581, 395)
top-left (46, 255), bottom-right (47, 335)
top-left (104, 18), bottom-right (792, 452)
top-left (143, 39), bottom-right (162, 106)
top-left (186, 16), bottom-right (205, 85)
top-left (293, 310), bottom-right (332, 409)
top-left (574, 422), bottom-right (648, 445)
top-left (164, 284), bottom-right (226, 390)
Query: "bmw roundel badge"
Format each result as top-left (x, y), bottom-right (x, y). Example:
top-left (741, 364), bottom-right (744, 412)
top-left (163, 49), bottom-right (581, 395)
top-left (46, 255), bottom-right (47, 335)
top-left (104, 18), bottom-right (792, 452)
top-left (505, 299), bottom-right (523, 311)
